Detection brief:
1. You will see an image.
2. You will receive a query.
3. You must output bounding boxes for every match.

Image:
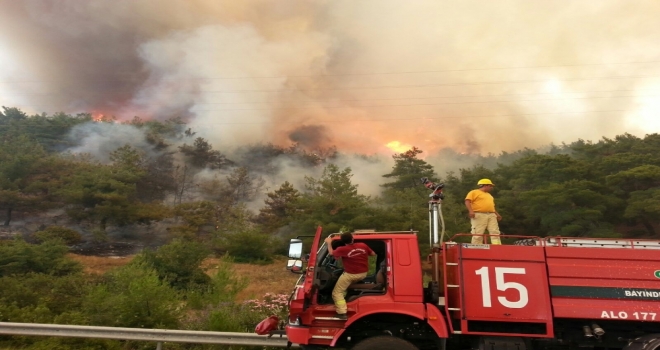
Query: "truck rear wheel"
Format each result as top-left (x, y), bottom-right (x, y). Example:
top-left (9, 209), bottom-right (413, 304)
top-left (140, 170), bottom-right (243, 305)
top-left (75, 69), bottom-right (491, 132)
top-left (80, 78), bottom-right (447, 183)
top-left (351, 335), bottom-right (418, 350)
top-left (623, 334), bottom-right (660, 350)
top-left (648, 339), bottom-right (660, 350)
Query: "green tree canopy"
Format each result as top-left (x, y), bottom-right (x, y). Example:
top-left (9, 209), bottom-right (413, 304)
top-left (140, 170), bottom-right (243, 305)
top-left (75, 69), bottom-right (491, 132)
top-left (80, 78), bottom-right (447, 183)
top-left (297, 164), bottom-right (369, 234)
top-left (0, 135), bottom-right (60, 225)
top-left (179, 137), bottom-right (233, 169)
top-left (255, 181), bottom-right (301, 233)
top-left (382, 147), bottom-right (436, 191)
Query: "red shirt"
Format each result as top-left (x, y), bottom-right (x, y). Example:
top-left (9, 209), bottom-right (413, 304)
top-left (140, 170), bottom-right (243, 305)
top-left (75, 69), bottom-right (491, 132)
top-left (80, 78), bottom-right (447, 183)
top-left (332, 242), bottom-right (374, 274)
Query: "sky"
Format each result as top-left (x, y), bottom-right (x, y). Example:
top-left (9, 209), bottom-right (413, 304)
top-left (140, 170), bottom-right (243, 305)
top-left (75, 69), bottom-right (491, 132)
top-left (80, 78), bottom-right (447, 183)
top-left (1, 0), bottom-right (660, 158)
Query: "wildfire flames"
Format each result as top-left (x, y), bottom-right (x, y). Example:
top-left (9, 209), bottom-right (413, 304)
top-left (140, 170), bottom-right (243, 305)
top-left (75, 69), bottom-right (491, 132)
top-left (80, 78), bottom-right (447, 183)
top-left (386, 141), bottom-right (413, 153)
top-left (92, 113), bottom-right (106, 122)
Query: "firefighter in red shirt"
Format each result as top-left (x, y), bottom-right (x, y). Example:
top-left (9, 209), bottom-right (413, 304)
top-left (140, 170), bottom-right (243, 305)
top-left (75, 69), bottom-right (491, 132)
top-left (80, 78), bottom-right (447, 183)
top-left (324, 232), bottom-right (376, 320)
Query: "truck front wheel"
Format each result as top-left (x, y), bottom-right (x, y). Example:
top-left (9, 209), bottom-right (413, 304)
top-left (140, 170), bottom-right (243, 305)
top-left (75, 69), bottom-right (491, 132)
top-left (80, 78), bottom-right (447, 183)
top-left (351, 335), bottom-right (418, 350)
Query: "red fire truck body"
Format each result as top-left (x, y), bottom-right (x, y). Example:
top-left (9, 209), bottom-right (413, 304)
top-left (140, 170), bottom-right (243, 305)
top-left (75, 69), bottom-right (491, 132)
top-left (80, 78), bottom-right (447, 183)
top-left (283, 227), bottom-right (660, 350)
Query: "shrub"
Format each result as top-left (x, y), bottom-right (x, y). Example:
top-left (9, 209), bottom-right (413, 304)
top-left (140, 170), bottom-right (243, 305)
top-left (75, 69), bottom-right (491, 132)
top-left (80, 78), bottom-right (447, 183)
top-left (210, 255), bottom-right (249, 301)
top-left (199, 293), bottom-right (289, 335)
top-left (31, 226), bottom-right (83, 245)
top-left (83, 262), bottom-right (181, 329)
top-left (206, 302), bottom-right (266, 333)
top-left (0, 239), bottom-right (82, 277)
top-left (132, 238), bottom-right (211, 290)
top-left (0, 273), bottom-right (87, 315)
top-left (243, 293), bottom-right (289, 323)
top-left (184, 255), bottom-right (248, 310)
top-left (216, 229), bottom-right (275, 263)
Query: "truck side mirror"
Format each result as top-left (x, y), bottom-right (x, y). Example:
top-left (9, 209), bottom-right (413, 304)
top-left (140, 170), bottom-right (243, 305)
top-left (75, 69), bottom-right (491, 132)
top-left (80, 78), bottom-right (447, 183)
top-left (287, 259), bottom-right (303, 274)
top-left (288, 239), bottom-right (303, 259)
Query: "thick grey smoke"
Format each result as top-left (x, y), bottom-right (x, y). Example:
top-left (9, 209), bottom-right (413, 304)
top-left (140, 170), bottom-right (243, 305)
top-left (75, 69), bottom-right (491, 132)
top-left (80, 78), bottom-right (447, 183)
top-left (2, 0), bottom-right (660, 172)
top-left (67, 123), bottom-right (152, 163)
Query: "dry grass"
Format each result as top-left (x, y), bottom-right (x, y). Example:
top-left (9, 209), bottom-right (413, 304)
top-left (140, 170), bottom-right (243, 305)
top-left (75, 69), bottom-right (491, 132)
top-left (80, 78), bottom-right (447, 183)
top-left (202, 256), bottom-right (300, 301)
top-left (69, 253), bottom-right (301, 302)
top-left (68, 253), bottom-right (134, 275)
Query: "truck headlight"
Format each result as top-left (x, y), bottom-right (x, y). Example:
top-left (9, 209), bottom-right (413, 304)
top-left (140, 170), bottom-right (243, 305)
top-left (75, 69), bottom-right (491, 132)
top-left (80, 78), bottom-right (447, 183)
top-left (288, 316), bottom-right (301, 326)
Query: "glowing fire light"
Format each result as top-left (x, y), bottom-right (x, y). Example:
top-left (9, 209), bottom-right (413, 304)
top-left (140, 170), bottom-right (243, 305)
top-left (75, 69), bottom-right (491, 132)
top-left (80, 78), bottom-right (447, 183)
top-left (92, 113), bottom-right (105, 122)
top-left (386, 141), bottom-right (413, 153)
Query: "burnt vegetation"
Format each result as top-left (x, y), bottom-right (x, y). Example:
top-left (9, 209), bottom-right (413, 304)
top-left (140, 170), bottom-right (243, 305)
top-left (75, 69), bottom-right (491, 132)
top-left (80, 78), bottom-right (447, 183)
top-left (2, 107), bottom-right (660, 247)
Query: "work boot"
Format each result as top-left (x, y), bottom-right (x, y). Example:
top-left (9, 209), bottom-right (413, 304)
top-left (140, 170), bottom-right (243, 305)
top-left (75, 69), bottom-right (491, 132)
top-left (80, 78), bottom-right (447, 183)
top-left (335, 313), bottom-right (348, 320)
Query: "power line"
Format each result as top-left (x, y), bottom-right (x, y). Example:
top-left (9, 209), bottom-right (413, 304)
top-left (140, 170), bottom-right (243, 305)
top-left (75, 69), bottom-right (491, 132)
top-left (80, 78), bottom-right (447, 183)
top-left (173, 109), bottom-right (633, 125)
top-left (20, 87), bottom-right (660, 110)
top-left (2, 60), bottom-right (660, 83)
top-left (0, 109), bottom-right (631, 128)
top-left (8, 90), bottom-right (656, 120)
top-left (117, 88), bottom-right (660, 106)
top-left (190, 93), bottom-right (660, 112)
top-left (188, 60), bottom-right (660, 79)
top-left (3, 73), bottom-right (660, 96)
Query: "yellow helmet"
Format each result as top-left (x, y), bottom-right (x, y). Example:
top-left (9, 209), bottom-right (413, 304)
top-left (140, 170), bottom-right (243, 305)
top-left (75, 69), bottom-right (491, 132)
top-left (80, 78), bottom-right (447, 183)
top-left (477, 178), bottom-right (494, 186)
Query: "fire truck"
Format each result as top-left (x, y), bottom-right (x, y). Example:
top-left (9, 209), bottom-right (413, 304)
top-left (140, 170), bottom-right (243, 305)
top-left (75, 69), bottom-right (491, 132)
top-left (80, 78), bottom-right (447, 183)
top-left (278, 180), bottom-right (660, 350)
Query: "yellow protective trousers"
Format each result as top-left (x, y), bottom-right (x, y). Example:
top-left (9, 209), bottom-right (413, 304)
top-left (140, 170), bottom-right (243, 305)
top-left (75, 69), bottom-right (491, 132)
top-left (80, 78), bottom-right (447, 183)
top-left (331, 271), bottom-right (367, 314)
top-left (470, 212), bottom-right (501, 245)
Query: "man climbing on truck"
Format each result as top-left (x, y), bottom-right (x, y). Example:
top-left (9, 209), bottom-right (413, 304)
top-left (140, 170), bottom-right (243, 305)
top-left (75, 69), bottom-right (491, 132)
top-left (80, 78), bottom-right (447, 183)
top-left (324, 233), bottom-right (376, 320)
top-left (465, 178), bottom-right (502, 244)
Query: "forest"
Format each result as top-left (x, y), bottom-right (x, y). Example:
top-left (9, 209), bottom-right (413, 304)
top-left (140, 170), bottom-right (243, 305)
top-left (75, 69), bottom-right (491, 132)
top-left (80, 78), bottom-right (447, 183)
top-left (1, 106), bottom-right (660, 349)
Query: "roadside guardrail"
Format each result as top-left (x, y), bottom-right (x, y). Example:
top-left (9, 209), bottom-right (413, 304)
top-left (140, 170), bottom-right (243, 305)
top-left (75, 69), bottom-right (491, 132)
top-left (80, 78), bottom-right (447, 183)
top-left (0, 322), bottom-right (298, 348)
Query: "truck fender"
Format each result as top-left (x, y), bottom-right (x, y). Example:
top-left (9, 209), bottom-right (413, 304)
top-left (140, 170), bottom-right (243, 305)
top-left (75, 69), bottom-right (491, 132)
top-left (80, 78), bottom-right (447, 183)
top-left (330, 309), bottom-right (431, 347)
top-left (425, 303), bottom-right (449, 338)
top-left (623, 334), bottom-right (660, 350)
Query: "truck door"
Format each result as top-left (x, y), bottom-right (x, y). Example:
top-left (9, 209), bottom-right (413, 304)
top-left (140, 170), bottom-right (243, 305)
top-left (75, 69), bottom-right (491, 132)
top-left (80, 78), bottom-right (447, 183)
top-left (303, 226), bottom-right (324, 300)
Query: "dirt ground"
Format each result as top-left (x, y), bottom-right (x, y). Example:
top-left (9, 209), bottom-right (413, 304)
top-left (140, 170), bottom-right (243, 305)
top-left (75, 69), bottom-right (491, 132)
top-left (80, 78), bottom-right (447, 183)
top-left (68, 254), bottom-right (301, 301)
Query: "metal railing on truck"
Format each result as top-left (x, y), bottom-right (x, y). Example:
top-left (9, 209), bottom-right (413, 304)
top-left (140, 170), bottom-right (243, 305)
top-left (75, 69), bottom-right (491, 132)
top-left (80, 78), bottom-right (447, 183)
top-left (0, 322), bottom-right (297, 349)
top-left (445, 234), bottom-right (660, 249)
top-left (545, 237), bottom-right (660, 249)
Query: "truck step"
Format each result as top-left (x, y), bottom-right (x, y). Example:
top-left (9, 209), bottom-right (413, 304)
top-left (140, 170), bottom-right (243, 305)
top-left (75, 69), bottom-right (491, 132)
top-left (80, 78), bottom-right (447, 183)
top-left (314, 316), bottom-right (348, 321)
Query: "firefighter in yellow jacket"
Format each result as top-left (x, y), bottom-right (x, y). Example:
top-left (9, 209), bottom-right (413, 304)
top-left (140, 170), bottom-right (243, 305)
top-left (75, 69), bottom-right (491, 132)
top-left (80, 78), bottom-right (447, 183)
top-left (465, 179), bottom-right (502, 245)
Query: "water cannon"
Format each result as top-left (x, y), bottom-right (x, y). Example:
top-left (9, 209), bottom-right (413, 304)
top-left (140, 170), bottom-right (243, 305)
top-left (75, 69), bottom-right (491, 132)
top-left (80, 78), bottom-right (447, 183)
top-left (421, 177), bottom-right (445, 201)
top-left (421, 177), bottom-right (447, 289)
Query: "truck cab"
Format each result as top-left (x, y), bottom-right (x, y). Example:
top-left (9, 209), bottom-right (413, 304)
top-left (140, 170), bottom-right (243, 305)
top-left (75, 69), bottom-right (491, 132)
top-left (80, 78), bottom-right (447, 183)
top-left (285, 227), bottom-right (447, 350)
top-left (284, 227), bottom-right (660, 350)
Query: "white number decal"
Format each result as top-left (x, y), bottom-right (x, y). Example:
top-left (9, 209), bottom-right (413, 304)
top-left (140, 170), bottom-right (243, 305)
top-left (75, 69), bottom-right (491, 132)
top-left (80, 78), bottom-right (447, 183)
top-left (476, 267), bottom-right (529, 309)
top-left (475, 267), bottom-right (492, 307)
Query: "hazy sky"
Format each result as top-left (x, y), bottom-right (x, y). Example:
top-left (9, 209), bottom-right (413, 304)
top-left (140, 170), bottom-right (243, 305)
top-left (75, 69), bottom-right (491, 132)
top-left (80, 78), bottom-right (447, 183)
top-left (1, 0), bottom-right (660, 156)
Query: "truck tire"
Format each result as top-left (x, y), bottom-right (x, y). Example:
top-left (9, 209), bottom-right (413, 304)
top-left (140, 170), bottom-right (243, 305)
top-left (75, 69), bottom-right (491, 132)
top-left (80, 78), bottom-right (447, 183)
top-left (351, 336), bottom-right (418, 350)
top-left (648, 339), bottom-right (660, 350)
top-left (624, 334), bottom-right (660, 350)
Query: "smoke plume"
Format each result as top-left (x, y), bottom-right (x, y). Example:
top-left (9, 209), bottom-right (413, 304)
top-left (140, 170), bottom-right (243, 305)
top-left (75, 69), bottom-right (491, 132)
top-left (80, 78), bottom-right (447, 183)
top-left (2, 0), bottom-right (660, 173)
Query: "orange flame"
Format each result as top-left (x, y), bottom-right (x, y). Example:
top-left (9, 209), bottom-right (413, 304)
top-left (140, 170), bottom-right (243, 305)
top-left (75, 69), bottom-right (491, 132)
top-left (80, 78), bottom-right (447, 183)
top-left (386, 141), bottom-right (413, 153)
top-left (91, 112), bottom-right (106, 122)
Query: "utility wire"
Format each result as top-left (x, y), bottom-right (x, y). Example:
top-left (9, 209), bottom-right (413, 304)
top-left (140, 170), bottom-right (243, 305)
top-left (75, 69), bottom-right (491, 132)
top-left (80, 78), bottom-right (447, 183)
top-left (3, 73), bottom-right (660, 96)
top-left (19, 87), bottom-right (660, 109)
top-left (0, 109), bottom-right (631, 128)
top-left (2, 60), bottom-right (660, 83)
top-left (190, 93), bottom-right (660, 112)
top-left (183, 109), bottom-right (631, 125)
top-left (15, 90), bottom-right (660, 112)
